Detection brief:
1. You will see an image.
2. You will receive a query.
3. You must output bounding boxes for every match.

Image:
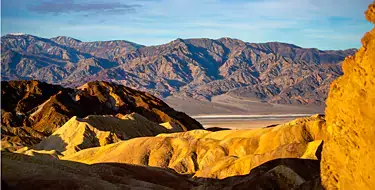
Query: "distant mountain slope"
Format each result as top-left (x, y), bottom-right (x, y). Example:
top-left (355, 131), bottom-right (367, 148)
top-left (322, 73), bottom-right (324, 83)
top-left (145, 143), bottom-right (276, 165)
top-left (1, 34), bottom-right (356, 106)
top-left (51, 36), bottom-right (144, 60)
top-left (1, 80), bottom-right (203, 146)
top-left (1, 34), bottom-right (119, 84)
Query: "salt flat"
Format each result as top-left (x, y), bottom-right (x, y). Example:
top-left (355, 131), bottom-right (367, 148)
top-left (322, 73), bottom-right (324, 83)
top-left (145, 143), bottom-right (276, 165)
top-left (193, 114), bottom-right (315, 129)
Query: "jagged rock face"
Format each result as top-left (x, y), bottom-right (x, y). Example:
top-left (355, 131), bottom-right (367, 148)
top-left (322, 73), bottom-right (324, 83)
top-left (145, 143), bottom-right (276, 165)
top-left (1, 80), bottom-right (203, 146)
top-left (62, 115), bottom-right (325, 179)
top-left (1, 34), bottom-right (355, 105)
top-left (321, 3), bottom-right (375, 189)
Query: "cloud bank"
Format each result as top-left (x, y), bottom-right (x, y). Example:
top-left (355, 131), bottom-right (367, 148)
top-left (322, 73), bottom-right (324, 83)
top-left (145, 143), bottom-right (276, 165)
top-left (28, 0), bottom-right (141, 15)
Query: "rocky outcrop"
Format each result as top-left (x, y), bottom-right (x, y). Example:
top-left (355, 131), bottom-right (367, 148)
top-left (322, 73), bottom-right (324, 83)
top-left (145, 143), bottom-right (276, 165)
top-left (321, 2), bottom-right (375, 189)
top-left (62, 115), bottom-right (325, 179)
top-left (1, 80), bottom-right (203, 146)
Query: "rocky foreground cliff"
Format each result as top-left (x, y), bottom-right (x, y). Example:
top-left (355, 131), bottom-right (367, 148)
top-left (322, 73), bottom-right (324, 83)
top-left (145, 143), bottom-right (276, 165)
top-left (320, 3), bottom-right (375, 189)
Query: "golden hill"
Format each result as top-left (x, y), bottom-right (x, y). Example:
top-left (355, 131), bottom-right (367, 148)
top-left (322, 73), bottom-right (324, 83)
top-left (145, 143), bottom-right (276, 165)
top-left (62, 115), bottom-right (325, 179)
top-left (28, 113), bottom-right (184, 157)
top-left (2, 114), bottom-right (325, 189)
top-left (321, 2), bottom-right (375, 189)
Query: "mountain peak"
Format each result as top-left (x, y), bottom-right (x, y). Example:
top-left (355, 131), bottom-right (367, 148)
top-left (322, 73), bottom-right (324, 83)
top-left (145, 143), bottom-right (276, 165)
top-left (255, 41), bottom-right (302, 49)
top-left (3, 33), bottom-right (36, 39)
top-left (8, 33), bottom-right (27, 36)
top-left (51, 36), bottom-right (82, 46)
top-left (53, 36), bottom-right (82, 42)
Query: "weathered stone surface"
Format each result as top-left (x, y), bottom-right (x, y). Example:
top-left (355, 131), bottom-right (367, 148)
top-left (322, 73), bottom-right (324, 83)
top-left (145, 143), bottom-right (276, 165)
top-left (321, 2), bottom-right (375, 189)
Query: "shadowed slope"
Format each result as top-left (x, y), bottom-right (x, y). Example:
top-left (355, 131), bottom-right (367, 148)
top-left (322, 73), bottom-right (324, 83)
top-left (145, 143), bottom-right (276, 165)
top-left (1, 151), bottom-right (322, 190)
top-left (1, 151), bottom-right (196, 190)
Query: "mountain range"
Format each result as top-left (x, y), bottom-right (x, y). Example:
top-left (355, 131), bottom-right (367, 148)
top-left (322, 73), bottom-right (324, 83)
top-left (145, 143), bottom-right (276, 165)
top-left (1, 34), bottom-right (356, 111)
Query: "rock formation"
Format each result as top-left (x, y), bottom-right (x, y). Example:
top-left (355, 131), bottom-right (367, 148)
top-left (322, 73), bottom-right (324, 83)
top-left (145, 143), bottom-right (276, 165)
top-left (62, 115), bottom-right (325, 179)
top-left (321, 2), bottom-right (375, 189)
top-left (34, 113), bottom-right (184, 157)
top-left (2, 115), bottom-right (325, 189)
top-left (1, 80), bottom-right (203, 146)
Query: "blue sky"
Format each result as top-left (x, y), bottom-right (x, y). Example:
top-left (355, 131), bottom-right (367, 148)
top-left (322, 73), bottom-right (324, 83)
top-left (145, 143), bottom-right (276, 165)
top-left (1, 0), bottom-right (373, 49)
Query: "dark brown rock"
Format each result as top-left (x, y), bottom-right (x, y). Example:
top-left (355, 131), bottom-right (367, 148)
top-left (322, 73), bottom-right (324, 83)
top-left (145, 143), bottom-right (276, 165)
top-left (1, 80), bottom-right (203, 146)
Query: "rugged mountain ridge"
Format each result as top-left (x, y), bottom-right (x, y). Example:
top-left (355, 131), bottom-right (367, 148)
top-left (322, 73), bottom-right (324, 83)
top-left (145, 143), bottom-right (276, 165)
top-left (1, 80), bottom-right (203, 146)
top-left (1, 34), bottom-right (356, 106)
top-left (51, 36), bottom-right (144, 60)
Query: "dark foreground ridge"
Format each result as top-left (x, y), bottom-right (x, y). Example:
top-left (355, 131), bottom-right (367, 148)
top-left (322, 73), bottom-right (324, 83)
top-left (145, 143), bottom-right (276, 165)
top-left (2, 151), bottom-right (322, 190)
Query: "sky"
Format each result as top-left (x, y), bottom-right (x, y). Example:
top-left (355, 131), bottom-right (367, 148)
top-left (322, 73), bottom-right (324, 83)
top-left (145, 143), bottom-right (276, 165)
top-left (1, 0), bottom-right (374, 50)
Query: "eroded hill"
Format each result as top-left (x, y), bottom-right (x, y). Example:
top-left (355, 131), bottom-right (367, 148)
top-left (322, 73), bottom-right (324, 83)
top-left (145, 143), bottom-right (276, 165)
top-left (3, 115), bottom-right (325, 190)
top-left (1, 80), bottom-right (203, 146)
